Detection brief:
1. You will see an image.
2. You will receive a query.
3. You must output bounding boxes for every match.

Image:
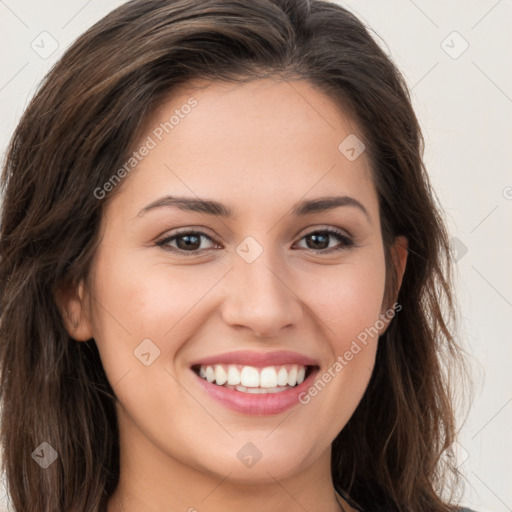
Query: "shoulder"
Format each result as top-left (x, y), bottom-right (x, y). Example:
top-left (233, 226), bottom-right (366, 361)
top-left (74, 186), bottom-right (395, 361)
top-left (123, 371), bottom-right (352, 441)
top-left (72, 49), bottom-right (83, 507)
top-left (364, 507), bottom-right (479, 512)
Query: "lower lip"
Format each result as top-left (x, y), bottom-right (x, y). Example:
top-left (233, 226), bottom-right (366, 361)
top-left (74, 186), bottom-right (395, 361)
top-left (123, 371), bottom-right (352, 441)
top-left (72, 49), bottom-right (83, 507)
top-left (192, 367), bottom-right (319, 415)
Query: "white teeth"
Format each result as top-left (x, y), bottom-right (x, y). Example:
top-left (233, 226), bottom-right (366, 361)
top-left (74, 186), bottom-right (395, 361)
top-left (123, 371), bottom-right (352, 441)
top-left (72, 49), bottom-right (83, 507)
top-left (287, 365), bottom-right (298, 386)
top-left (205, 366), bottom-right (215, 383)
top-left (296, 366), bottom-right (306, 385)
top-left (240, 366), bottom-right (259, 387)
top-left (227, 365), bottom-right (241, 385)
top-left (214, 365), bottom-right (227, 386)
top-left (260, 367), bottom-right (277, 388)
top-left (238, 385), bottom-right (288, 394)
top-left (277, 367), bottom-right (288, 386)
top-left (196, 363), bottom-right (312, 390)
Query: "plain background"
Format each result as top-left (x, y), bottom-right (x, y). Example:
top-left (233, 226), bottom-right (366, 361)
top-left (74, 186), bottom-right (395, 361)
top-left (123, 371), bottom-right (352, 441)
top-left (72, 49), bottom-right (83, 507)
top-left (0, 1), bottom-right (511, 511)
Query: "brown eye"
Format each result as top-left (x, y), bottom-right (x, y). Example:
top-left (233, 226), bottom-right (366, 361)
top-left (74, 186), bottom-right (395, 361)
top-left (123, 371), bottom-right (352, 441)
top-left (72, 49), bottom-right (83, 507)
top-left (156, 231), bottom-right (218, 254)
top-left (295, 229), bottom-right (354, 252)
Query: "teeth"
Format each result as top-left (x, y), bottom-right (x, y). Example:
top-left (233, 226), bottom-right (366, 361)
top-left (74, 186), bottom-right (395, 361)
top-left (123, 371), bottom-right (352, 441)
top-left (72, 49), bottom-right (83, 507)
top-left (214, 365), bottom-right (227, 386)
top-left (277, 367), bottom-right (288, 386)
top-left (236, 385), bottom-right (289, 394)
top-left (205, 366), bottom-right (215, 383)
top-left (240, 366), bottom-right (259, 387)
top-left (260, 367), bottom-right (277, 388)
top-left (227, 365), bottom-right (241, 385)
top-left (297, 366), bottom-right (306, 385)
top-left (195, 363), bottom-right (310, 389)
top-left (287, 365), bottom-right (298, 386)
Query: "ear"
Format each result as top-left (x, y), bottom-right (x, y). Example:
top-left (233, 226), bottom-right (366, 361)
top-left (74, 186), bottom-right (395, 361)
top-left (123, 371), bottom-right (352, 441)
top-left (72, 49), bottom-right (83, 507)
top-left (54, 278), bottom-right (93, 341)
top-left (378, 235), bottom-right (408, 334)
top-left (391, 235), bottom-right (408, 295)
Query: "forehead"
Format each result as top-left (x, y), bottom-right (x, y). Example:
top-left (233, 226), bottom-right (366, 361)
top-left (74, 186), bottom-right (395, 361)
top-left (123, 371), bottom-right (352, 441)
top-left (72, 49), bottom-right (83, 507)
top-left (108, 78), bottom-right (377, 221)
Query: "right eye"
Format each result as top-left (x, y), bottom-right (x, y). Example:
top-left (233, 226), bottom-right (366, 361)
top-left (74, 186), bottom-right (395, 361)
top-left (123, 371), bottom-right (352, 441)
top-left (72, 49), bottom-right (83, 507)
top-left (156, 230), bottom-right (221, 255)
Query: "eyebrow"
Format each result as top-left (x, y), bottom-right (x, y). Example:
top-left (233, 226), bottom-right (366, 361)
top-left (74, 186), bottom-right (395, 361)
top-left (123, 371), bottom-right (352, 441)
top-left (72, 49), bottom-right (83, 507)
top-left (136, 195), bottom-right (371, 222)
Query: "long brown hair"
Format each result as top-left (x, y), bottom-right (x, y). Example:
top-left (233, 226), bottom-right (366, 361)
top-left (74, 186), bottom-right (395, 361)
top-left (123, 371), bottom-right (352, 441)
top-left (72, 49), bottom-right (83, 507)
top-left (0, 1), bottom-right (468, 511)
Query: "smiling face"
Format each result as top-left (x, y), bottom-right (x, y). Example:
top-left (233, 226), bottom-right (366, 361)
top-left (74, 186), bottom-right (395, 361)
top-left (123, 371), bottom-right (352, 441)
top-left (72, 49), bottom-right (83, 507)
top-left (59, 78), bottom-right (407, 504)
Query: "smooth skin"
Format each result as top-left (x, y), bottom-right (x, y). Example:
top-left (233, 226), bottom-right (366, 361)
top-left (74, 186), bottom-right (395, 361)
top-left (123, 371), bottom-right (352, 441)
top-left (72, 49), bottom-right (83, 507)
top-left (57, 78), bottom-right (408, 512)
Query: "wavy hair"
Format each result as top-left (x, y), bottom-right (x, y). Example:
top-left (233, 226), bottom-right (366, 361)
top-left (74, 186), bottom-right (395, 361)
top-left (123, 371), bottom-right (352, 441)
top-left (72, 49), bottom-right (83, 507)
top-left (0, 1), bottom-right (468, 511)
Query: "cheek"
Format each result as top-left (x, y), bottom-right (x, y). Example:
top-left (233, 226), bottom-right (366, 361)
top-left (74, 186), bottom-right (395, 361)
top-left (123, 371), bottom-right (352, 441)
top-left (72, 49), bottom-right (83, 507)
top-left (287, 250), bottom-right (386, 447)
top-left (87, 247), bottom-right (223, 371)
top-left (297, 250), bottom-right (387, 345)
top-left (301, 249), bottom-right (386, 384)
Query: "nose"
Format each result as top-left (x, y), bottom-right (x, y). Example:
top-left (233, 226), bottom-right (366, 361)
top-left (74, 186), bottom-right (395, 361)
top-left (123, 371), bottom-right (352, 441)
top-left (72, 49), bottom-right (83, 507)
top-left (220, 248), bottom-right (303, 338)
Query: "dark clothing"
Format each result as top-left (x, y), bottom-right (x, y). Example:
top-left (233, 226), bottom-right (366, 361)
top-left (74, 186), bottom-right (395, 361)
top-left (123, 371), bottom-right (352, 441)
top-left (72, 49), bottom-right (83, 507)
top-left (337, 488), bottom-right (477, 512)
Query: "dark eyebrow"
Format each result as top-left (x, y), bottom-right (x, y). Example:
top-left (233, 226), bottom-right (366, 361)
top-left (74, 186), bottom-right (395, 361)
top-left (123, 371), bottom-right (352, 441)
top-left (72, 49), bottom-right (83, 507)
top-left (292, 196), bottom-right (370, 222)
top-left (137, 196), bottom-right (232, 218)
top-left (136, 195), bottom-right (371, 223)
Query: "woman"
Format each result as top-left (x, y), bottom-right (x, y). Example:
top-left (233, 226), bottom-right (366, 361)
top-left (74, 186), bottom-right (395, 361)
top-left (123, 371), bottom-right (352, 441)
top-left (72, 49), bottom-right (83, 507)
top-left (0, 1), bottom-right (472, 511)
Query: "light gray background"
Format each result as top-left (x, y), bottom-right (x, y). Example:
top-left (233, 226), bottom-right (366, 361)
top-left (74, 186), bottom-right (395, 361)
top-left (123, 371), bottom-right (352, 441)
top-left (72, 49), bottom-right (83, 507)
top-left (0, 1), bottom-right (511, 511)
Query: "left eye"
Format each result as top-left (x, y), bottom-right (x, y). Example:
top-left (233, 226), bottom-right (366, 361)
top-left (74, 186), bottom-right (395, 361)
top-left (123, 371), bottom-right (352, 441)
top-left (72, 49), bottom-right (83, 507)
top-left (156, 231), bottom-right (218, 253)
top-left (156, 228), bottom-right (353, 254)
top-left (294, 228), bottom-right (354, 252)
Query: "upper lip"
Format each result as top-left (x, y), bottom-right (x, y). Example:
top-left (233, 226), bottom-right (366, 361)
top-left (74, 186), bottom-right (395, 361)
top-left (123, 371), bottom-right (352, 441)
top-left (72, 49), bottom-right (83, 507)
top-left (190, 350), bottom-right (319, 368)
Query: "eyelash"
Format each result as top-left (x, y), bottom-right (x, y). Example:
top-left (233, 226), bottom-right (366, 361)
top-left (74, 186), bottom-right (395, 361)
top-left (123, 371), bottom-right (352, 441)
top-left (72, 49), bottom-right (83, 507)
top-left (155, 227), bottom-right (355, 255)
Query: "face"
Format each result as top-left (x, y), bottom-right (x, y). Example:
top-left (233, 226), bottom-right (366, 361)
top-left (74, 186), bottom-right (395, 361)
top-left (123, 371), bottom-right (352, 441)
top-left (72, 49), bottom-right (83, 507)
top-left (61, 78), bottom-right (407, 487)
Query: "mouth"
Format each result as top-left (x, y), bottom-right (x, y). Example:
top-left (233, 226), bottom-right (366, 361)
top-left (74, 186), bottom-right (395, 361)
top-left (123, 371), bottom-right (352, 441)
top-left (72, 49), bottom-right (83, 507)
top-left (190, 362), bottom-right (320, 415)
top-left (191, 363), bottom-right (317, 394)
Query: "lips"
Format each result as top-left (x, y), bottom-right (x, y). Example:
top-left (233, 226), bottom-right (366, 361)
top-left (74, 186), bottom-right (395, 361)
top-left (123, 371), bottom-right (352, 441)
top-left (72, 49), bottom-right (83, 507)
top-left (189, 350), bottom-right (320, 415)
top-left (190, 349), bottom-right (319, 368)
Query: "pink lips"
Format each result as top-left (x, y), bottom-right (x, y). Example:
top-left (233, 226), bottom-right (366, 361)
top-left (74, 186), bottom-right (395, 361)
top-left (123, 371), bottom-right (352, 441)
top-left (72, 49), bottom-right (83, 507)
top-left (190, 350), bottom-right (320, 416)
top-left (190, 349), bottom-right (319, 368)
